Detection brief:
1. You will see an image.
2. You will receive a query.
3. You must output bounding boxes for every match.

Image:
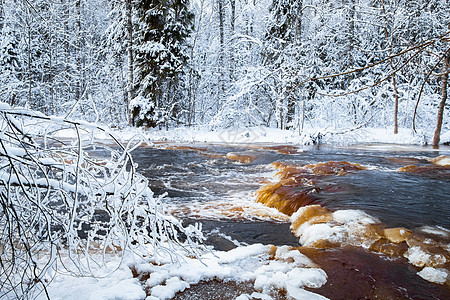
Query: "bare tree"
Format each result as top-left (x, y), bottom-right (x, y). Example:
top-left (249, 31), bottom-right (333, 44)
top-left (218, 0), bottom-right (226, 109)
top-left (0, 103), bottom-right (204, 299)
top-left (126, 0), bottom-right (134, 126)
top-left (433, 52), bottom-right (449, 147)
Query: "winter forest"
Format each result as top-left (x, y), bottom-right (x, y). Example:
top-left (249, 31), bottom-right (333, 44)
top-left (1, 0), bottom-right (449, 143)
top-left (1, 0), bottom-right (450, 299)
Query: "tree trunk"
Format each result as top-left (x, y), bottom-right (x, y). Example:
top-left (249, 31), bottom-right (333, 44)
top-left (0, 0), bottom-right (4, 32)
top-left (286, 0), bottom-right (303, 129)
top-left (217, 0), bottom-right (225, 109)
top-left (126, 0), bottom-right (134, 126)
top-left (230, 0), bottom-right (235, 80)
top-left (381, 0), bottom-right (399, 134)
top-left (432, 54), bottom-right (449, 147)
top-left (393, 77), bottom-right (399, 134)
top-left (230, 0), bottom-right (235, 32)
top-left (347, 0), bottom-right (355, 67)
top-left (64, 0), bottom-right (70, 103)
top-left (27, 19), bottom-right (32, 106)
top-left (75, 0), bottom-right (81, 106)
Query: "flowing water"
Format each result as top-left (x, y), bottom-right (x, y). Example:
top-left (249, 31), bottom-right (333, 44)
top-left (132, 143), bottom-right (450, 299)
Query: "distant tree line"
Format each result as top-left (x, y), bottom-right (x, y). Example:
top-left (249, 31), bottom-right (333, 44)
top-left (0, 0), bottom-right (448, 144)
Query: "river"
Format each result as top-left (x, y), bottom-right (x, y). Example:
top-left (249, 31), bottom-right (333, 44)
top-left (132, 142), bottom-right (450, 299)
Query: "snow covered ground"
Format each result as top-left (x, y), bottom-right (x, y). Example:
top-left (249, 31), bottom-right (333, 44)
top-left (102, 125), bottom-right (449, 147)
top-left (37, 244), bottom-right (328, 300)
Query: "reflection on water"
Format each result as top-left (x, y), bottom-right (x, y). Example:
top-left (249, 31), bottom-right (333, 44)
top-left (131, 143), bottom-right (450, 297)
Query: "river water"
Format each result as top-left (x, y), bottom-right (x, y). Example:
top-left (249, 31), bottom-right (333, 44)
top-left (132, 142), bottom-right (450, 299)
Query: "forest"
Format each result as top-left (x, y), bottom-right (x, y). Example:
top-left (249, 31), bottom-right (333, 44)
top-left (0, 0), bottom-right (448, 144)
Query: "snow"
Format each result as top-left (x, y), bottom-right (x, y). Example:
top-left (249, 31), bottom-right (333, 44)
top-left (134, 126), bottom-right (448, 146)
top-left (20, 108), bottom-right (448, 148)
top-left (5, 111), bottom-right (447, 298)
top-left (150, 277), bottom-right (189, 299)
top-left (417, 267), bottom-right (449, 285)
top-left (403, 246), bottom-right (447, 268)
top-left (37, 264), bottom-right (146, 300)
top-left (285, 283), bottom-right (330, 300)
top-left (290, 206), bottom-right (380, 248)
top-left (136, 244), bottom-right (328, 299)
top-left (289, 205), bottom-right (450, 285)
top-left (38, 244), bottom-right (328, 300)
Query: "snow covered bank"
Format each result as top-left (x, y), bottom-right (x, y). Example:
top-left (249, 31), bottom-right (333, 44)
top-left (23, 111), bottom-right (448, 147)
top-left (36, 261), bottom-right (146, 300)
top-left (38, 244), bottom-right (328, 300)
top-left (135, 244), bottom-right (328, 300)
top-left (87, 125), bottom-right (449, 147)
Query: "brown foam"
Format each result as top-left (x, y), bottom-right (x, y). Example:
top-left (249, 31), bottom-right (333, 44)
top-left (369, 238), bottom-right (409, 257)
top-left (199, 152), bottom-right (224, 158)
top-left (429, 155), bottom-right (450, 167)
top-left (166, 201), bottom-right (290, 222)
top-left (165, 145), bottom-right (209, 152)
top-left (398, 164), bottom-right (450, 179)
top-left (263, 145), bottom-right (300, 154)
top-left (226, 152), bottom-right (259, 164)
top-left (386, 157), bottom-right (425, 165)
top-left (304, 161), bottom-right (367, 176)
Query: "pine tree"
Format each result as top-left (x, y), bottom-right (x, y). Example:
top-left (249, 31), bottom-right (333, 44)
top-left (132, 0), bottom-right (194, 127)
top-left (0, 20), bottom-right (22, 106)
top-left (264, 0), bottom-right (303, 129)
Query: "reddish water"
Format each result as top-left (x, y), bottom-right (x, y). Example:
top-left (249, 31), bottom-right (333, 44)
top-left (132, 143), bottom-right (450, 299)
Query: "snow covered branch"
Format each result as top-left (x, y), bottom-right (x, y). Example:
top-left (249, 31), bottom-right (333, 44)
top-left (0, 103), bottom-right (204, 299)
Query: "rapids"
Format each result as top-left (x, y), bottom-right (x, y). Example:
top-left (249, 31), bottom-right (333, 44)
top-left (131, 143), bottom-right (450, 299)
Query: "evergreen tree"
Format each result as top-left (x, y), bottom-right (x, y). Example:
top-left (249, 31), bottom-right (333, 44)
top-left (264, 0), bottom-right (303, 129)
top-left (132, 0), bottom-right (194, 127)
top-left (0, 0), bottom-right (26, 107)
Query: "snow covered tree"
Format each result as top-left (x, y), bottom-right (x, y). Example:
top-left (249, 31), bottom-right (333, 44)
top-left (132, 0), bottom-right (194, 128)
top-left (0, 10), bottom-right (24, 107)
top-left (0, 102), bottom-right (204, 298)
top-left (263, 0), bottom-right (305, 129)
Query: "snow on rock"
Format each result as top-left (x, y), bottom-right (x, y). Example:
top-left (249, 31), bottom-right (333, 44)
top-left (289, 205), bottom-right (450, 285)
top-left (332, 209), bottom-right (378, 225)
top-left (290, 205), bottom-right (380, 248)
top-left (417, 267), bottom-right (449, 285)
top-left (403, 246), bottom-right (447, 268)
top-left (150, 277), bottom-right (189, 299)
top-left (429, 155), bottom-right (450, 166)
top-left (286, 283), bottom-right (330, 300)
top-left (39, 244), bottom-right (328, 300)
top-left (419, 225), bottom-right (450, 238)
top-left (133, 244), bottom-right (328, 299)
top-left (297, 223), bottom-right (344, 247)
